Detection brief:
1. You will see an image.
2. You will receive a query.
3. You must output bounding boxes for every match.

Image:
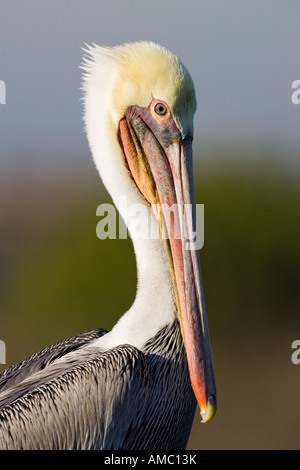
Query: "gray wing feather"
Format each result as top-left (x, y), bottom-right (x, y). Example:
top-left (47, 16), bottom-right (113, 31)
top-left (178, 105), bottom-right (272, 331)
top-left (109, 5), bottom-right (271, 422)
top-left (0, 328), bottom-right (107, 390)
top-left (0, 344), bottom-right (150, 449)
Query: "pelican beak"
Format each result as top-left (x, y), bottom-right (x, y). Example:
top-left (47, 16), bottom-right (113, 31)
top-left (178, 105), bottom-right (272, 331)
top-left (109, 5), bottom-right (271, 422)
top-left (119, 102), bottom-right (216, 422)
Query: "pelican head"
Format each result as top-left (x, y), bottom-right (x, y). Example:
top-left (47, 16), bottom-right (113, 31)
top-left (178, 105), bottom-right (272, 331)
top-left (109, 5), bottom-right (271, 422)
top-left (82, 41), bottom-right (216, 423)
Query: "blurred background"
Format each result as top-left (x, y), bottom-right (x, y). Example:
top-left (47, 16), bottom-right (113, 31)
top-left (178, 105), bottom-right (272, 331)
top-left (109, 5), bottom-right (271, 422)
top-left (0, 0), bottom-right (299, 449)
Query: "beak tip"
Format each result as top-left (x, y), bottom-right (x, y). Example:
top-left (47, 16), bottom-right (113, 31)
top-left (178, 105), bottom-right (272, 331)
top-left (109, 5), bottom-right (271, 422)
top-left (200, 394), bottom-right (217, 423)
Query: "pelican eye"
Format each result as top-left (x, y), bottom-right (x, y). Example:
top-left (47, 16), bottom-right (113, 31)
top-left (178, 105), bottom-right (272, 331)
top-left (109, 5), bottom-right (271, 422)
top-left (154, 102), bottom-right (167, 116)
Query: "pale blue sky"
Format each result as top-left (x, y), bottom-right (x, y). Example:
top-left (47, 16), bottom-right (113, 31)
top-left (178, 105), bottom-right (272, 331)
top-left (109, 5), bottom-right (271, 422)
top-left (0, 0), bottom-right (299, 172)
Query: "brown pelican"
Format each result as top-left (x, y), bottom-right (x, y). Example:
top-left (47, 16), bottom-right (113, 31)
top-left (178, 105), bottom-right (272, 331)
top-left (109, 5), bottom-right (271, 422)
top-left (0, 41), bottom-right (216, 450)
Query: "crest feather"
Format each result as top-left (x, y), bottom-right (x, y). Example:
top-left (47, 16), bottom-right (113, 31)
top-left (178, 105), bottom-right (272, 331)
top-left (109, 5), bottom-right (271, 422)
top-left (81, 41), bottom-right (196, 137)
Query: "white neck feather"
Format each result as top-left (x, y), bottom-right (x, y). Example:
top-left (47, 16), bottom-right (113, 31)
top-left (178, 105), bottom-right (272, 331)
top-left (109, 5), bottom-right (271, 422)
top-left (102, 236), bottom-right (176, 350)
top-left (83, 52), bottom-right (176, 350)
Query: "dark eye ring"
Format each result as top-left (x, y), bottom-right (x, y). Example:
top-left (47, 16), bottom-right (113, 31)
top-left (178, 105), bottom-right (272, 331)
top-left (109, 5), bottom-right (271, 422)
top-left (154, 102), bottom-right (167, 116)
